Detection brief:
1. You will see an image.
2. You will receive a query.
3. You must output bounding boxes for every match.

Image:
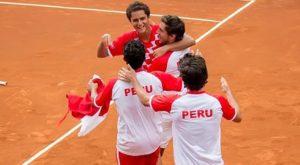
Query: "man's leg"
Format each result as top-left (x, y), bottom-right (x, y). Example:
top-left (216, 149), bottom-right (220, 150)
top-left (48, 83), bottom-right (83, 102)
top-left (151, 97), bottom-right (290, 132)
top-left (146, 148), bottom-right (160, 165)
top-left (156, 150), bottom-right (163, 165)
top-left (157, 116), bottom-right (173, 165)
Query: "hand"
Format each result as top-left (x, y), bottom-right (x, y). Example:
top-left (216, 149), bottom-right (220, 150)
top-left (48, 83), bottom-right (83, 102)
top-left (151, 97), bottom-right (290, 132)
top-left (153, 45), bottom-right (169, 58)
top-left (101, 33), bottom-right (112, 45)
top-left (118, 64), bottom-right (136, 82)
top-left (220, 76), bottom-right (231, 94)
top-left (191, 49), bottom-right (203, 57)
top-left (88, 79), bottom-right (98, 91)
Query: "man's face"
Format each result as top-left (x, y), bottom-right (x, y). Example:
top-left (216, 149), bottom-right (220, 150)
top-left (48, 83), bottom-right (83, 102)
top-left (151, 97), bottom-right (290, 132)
top-left (130, 10), bottom-right (150, 34)
top-left (158, 22), bottom-right (173, 45)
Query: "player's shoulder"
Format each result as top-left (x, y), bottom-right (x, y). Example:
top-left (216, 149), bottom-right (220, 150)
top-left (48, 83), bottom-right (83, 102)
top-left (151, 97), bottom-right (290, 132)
top-left (205, 93), bottom-right (228, 106)
top-left (150, 70), bottom-right (168, 78)
top-left (119, 30), bottom-right (139, 39)
top-left (210, 94), bottom-right (226, 101)
top-left (137, 71), bottom-right (160, 80)
top-left (135, 71), bottom-right (163, 86)
top-left (162, 94), bottom-right (183, 106)
top-left (170, 94), bottom-right (183, 101)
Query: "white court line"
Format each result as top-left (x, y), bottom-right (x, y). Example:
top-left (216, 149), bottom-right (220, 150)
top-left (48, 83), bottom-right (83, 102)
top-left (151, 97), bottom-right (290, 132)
top-left (22, 123), bottom-right (82, 165)
top-left (20, 1), bottom-right (256, 164)
top-left (195, 0), bottom-right (255, 43)
top-left (0, 1), bottom-right (219, 23)
top-left (22, 101), bottom-right (114, 165)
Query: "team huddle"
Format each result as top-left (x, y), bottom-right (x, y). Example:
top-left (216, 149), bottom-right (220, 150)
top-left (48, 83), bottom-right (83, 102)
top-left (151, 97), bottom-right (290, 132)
top-left (67, 1), bottom-right (242, 165)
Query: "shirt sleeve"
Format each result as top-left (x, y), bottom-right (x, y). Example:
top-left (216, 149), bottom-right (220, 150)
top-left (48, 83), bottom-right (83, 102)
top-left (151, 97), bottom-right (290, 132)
top-left (150, 94), bottom-right (181, 112)
top-left (94, 78), bottom-right (117, 115)
top-left (108, 31), bottom-right (136, 56)
top-left (151, 71), bottom-right (183, 91)
top-left (147, 52), bottom-right (172, 72)
top-left (215, 95), bottom-right (236, 120)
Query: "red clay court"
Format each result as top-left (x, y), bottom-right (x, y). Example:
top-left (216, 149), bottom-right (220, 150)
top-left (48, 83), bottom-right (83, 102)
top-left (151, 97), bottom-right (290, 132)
top-left (0, 0), bottom-right (299, 164)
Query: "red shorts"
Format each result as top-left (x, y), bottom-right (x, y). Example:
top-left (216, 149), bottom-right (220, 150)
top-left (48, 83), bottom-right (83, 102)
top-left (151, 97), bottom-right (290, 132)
top-left (116, 148), bottom-right (160, 165)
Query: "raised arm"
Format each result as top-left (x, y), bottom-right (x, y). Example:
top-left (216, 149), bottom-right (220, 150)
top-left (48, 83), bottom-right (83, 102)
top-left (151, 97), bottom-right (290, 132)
top-left (97, 34), bottom-right (112, 58)
top-left (220, 77), bottom-right (242, 122)
top-left (153, 33), bottom-right (195, 57)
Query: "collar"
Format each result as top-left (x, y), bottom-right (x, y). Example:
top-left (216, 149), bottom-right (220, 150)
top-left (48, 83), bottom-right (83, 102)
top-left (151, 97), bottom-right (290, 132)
top-left (135, 67), bottom-right (145, 72)
top-left (187, 90), bottom-right (205, 94)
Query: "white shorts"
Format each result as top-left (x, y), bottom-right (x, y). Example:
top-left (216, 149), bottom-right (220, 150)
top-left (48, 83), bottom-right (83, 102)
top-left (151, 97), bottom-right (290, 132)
top-left (160, 112), bottom-right (172, 148)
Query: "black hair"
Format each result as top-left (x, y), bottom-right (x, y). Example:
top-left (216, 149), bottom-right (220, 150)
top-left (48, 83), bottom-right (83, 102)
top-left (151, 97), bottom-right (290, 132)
top-left (161, 15), bottom-right (185, 41)
top-left (123, 40), bottom-right (145, 69)
top-left (126, 1), bottom-right (150, 21)
top-left (179, 53), bottom-right (208, 91)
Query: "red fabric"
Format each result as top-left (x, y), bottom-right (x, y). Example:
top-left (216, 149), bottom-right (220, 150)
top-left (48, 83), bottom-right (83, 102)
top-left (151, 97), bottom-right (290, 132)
top-left (147, 51), bottom-right (172, 72)
top-left (108, 31), bottom-right (138, 56)
top-left (151, 71), bottom-right (182, 91)
top-left (151, 94), bottom-right (181, 112)
top-left (67, 92), bottom-right (100, 119)
top-left (108, 25), bottom-right (160, 71)
top-left (214, 95), bottom-right (236, 120)
top-left (94, 78), bottom-right (117, 110)
top-left (117, 148), bottom-right (160, 165)
top-left (59, 78), bottom-right (110, 125)
top-left (108, 25), bottom-right (160, 57)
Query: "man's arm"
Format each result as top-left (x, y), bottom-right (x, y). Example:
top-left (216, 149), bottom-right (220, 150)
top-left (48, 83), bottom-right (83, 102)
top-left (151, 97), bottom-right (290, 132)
top-left (131, 75), bottom-right (151, 106)
top-left (97, 34), bottom-right (112, 58)
top-left (88, 78), bottom-right (116, 109)
top-left (153, 33), bottom-right (195, 57)
top-left (220, 77), bottom-right (242, 122)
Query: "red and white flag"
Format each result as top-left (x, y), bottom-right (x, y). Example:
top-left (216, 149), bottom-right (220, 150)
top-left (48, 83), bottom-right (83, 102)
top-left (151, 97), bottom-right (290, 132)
top-left (60, 74), bottom-right (110, 136)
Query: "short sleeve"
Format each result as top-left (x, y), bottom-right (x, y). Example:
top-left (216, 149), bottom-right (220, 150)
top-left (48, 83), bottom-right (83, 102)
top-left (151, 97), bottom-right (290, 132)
top-left (150, 94), bottom-right (181, 112)
top-left (108, 31), bottom-right (137, 56)
top-left (215, 95), bottom-right (236, 120)
top-left (151, 71), bottom-right (183, 91)
top-left (147, 52), bottom-right (172, 72)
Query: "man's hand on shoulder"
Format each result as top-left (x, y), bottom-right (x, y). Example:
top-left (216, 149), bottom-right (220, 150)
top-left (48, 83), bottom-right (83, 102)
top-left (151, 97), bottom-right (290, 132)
top-left (118, 64), bottom-right (137, 83)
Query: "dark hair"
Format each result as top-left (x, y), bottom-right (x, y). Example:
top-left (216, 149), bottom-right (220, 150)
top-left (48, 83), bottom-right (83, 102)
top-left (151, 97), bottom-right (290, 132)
top-left (179, 53), bottom-right (208, 91)
top-left (123, 40), bottom-right (145, 69)
top-left (161, 15), bottom-right (185, 41)
top-left (126, 1), bottom-right (150, 21)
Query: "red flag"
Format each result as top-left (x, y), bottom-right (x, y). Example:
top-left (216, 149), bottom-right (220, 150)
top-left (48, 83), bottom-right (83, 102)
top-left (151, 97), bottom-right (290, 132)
top-left (58, 75), bottom-right (110, 126)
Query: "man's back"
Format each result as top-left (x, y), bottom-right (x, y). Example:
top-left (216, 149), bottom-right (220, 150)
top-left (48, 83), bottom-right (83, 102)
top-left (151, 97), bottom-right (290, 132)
top-left (170, 92), bottom-right (225, 164)
top-left (101, 71), bottom-right (164, 156)
top-left (150, 91), bottom-right (237, 165)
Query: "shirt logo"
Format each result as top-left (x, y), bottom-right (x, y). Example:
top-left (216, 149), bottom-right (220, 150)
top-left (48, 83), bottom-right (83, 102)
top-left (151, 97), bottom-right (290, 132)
top-left (182, 109), bottom-right (213, 119)
top-left (124, 85), bottom-right (153, 96)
